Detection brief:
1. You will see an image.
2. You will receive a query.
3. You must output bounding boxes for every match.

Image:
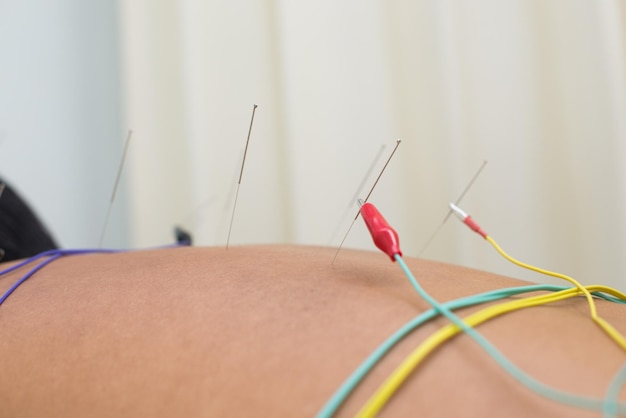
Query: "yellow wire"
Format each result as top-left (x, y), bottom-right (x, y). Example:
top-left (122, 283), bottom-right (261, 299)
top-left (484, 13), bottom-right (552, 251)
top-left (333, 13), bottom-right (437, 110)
top-left (485, 236), bottom-right (626, 352)
top-left (355, 285), bottom-right (626, 418)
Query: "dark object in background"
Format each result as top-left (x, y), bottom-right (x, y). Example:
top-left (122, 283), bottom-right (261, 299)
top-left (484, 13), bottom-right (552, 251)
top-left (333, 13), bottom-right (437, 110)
top-left (174, 226), bottom-right (193, 246)
top-left (0, 178), bottom-right (58, 262)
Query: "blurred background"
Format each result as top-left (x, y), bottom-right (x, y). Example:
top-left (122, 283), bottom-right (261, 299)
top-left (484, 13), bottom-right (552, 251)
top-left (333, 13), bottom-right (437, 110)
top-left (1, 1), bottom-right (625, 290)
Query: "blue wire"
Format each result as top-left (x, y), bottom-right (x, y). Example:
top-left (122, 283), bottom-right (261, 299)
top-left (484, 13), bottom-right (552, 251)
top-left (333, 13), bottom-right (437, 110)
top-left (0, 240), bottom-right (189, 279)
top-left (0, 254), bottom-right (63, 305)
top-left (604, 361), bottom-right (626, 418)
top-left (0, 248), bottom-right (118, 277)
top-left (394, 254), bottom-right (626, 414)
top-left (0, 243), bottom-right (186, 305)
top-left (0, 249), bottom-right (62, 276)
top-left (0, 249), bottom-right (121, 305)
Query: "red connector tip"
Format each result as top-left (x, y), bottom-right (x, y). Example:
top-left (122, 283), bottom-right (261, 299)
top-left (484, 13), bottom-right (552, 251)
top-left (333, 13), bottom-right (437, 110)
top-left (360, 202), bottom-right (402, 261)
top-left (464, 216), bottom-right (487, 239)
top-left (449, 202), bottom-right (488, 239)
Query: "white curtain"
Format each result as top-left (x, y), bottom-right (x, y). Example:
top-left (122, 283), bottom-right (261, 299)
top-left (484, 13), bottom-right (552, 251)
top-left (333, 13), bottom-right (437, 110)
top-left (119, 1), bottom-right (626, 290)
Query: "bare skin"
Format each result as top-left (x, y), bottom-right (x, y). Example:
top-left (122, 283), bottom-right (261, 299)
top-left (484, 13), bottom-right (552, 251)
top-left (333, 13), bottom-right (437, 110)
top-left (0, 245), bottom-right (624, 417)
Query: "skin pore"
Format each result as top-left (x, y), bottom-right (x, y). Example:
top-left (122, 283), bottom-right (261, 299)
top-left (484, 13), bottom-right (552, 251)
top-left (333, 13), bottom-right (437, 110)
top-left (0, 245), bottom-right (624, 417)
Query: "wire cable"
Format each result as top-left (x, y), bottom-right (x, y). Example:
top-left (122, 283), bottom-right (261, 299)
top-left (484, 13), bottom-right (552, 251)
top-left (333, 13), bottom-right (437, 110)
top-left (0, 243), bottom-right (187, 306)
top-left (356, 256), bottom-right (626, 417)
top-left (353, 201), bottom-right (626, 416)
top-left (486, 235), bottom-right (626, 352)
top-left (0, 249), bottom-right (119, 306)
top-left (0, 254), bottom-right (63, 305)
top-left (448, 203), bottom-right (626, 352)
top-left (604, 362), bottom-right (626, 418)
top-left (315, 283), bottom-right (624, 418)
top-left (0, 248), bottom-right (118, 277)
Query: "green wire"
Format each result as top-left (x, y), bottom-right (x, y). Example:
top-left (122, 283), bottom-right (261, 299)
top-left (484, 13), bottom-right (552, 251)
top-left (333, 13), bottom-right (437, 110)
top-left (604, 362), bottom-right (626, 418)
top-left (316, 280), bottom-right (626, 417)
top-left (394, 254), bottom-right (626, 415)
top-left (316, 283), bottom-right (558, 417)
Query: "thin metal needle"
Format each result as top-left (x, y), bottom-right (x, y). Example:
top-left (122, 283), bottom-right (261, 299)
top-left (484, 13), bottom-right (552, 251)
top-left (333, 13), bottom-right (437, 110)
top-left (328, 144), bottom-right (386, 245)
top-left (349, 145), bottom-right (387, 206)
top-left (362, 139), bottom-right (401, 205)
top-left (98, 130), bottom-right (133, 248)
top-left (453, 160), bottom-right (487, 207)
top-left (416, 160), bottom-right (487, 258)
top-left (332, 139), bottom-right (402, 264)
top-left (226, 104), bottom-right (258, 249)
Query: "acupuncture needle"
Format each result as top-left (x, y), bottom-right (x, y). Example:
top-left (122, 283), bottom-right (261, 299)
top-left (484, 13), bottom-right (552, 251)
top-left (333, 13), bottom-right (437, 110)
top-left (415, 160), bottom-right (487, 258)
top-left (332, 139), bottom-right (401, 264)
top-left (226, 104), bottom-right (258, 249)
top-left (98, 130), bottom-right (133, 248)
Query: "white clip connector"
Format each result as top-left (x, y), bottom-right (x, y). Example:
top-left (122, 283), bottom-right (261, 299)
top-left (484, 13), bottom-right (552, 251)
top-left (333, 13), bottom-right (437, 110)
top-left (449, 202), bottom-right (469, 221)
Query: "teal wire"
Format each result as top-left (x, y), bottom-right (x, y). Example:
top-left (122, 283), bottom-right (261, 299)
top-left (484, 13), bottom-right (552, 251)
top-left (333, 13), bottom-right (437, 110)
top-left (604, 362), bottom-right (626, 418)
top-left (316, 283), bottom-right (566, 418)
top-left (602, 294), bottom-right (626, 305)
top-left (394, 254), bottom-right (626, 414)
top-left (316, 282), bottom-right (625, 418)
